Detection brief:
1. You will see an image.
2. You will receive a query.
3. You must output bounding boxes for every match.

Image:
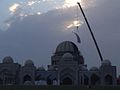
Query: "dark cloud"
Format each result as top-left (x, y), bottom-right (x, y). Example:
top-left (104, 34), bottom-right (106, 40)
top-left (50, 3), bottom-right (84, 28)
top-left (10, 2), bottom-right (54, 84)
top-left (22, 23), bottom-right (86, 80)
top-left (0, 7), bottom-right (77, 67)
top-left (0, 0), bottom-right (120, 75)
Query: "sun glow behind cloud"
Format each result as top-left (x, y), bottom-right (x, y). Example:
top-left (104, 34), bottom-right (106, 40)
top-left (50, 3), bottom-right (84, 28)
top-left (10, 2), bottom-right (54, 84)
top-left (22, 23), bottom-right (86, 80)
top-left (8, 0), bottom-right (92, 16)
top-left (0, 0), bottom-right (96, 31)
top-left (67, 21), bottom-right (81, 28)
top-left (66, 20), bottom-right (83, 31)
top-left (63, 0), bottom-right (94, 9)
top-left (63, 0), bottom-right (82, 8)
top-left (9, 3), bottom-right (20, 14)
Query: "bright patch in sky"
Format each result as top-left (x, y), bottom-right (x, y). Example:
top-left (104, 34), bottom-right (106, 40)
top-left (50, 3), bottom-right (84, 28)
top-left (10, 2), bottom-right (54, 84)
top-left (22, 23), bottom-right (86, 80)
top-left (28, 1), bottom-right (36, 6)
top-left (64, 0), bottom-right (82, 8)
top-left (37, 12), bottom-right (41, 15)
top-left (9, 3), bottom-right (20, 13)
top-left (67, 20), bottom-right (83, 29)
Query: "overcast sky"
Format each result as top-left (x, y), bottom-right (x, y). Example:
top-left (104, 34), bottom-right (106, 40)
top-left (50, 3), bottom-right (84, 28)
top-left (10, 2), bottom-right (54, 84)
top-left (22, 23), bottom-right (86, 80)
top-left (0, 0), bottom-right (120, 75)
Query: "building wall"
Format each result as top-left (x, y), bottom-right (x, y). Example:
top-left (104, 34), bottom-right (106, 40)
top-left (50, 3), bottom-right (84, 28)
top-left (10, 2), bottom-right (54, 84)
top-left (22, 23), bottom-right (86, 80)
top-left (0, 41), bottom-right (117, 85)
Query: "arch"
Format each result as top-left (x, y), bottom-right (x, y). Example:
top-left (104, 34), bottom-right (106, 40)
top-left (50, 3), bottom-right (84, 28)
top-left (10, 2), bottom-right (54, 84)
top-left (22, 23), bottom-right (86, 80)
top-left (84, 75), bottom-right (89, 85)
top-left (60, 69), bottom-right (74, 85)
top-left (46, 74), bottom-right (53, 85)
top-left (47, 78), bottom-right (52, 85)
top-left (5, 77), bottom-right (15, 85)
top-left (90, 74), bottom-right (100, 85)
top-left (1, 69), bottom-right (11, 74)
top-left (60, 68), bottom-right (74, 74)
top-left (23, 75), bottom-right (32, 83)
top-left (60, 68), bottom-right (74, 79)
top-left (104, 75), bottom-right (113, 85)
top-left (61, 77), bottom-right (73, 85)
top-left (35, 74), bottom-right (42, 81)
top-left (24, 81), bottom-right (32, 85)
top-left (0, 69), bottom-right (14, 85)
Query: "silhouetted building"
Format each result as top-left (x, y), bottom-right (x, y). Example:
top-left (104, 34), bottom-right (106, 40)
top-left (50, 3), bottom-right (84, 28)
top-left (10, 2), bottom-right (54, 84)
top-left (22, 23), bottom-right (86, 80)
top-left (117, 75), bottom-right (120, 85)
top-left (0, 41), bottom-right (117, 85)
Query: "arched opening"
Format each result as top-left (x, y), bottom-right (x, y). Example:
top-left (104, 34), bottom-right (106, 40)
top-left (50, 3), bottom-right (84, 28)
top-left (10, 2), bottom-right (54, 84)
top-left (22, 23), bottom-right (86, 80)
top-left (0, 78), bottom-right (3, 85)
top-left (23, 75), bottom-right (32, 82)
top-left (91, 74), bottom-right (100, 85)
top-left (104, 75), bottom-right (113, 85)
top-left (61, 77), bottom-right (72, 85)
top-left (5, 77), bottom-right (14, 85)
top-left (1, 69), bottom-right (14, 85)
top-left (47, 78), bottom-right (52, 85)
top-left (84, 75), bottom-right (89, 85)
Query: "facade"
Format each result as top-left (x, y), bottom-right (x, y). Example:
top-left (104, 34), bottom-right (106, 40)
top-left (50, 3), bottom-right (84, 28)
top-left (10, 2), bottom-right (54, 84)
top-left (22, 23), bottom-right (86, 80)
top-left (0, 41), bottom-right (117, 85)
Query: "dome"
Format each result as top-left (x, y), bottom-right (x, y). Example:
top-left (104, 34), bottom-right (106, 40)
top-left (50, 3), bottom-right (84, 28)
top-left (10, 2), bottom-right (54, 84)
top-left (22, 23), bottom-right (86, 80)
top-left (3, 56), bottom-right (14, 64)
top-left (102, 59), bottom-right (111, 66)
top-left (38, 66), bottom-right (45, 71)
top-left (81, 66), bottom-right (88, 71)
top-left (79, 65), bottom-right (88, 71)
top-left (24, 60), bottom-right (34, 66)
top-left (62, 53), bottom-right (73, 60)
top-left (90, 67), bottom-right (99, 71)
top-left (55, 41), bottom-right (79, 54)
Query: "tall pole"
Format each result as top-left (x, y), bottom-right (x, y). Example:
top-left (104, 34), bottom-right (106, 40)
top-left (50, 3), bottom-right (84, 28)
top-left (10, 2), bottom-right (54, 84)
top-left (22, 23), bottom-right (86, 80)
top-left (77, 2), bottom-right (103, 62)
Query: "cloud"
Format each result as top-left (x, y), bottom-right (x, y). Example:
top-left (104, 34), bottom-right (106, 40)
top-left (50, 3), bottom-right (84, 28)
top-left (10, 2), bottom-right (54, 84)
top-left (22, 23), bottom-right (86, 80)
top-left (63, 0), bottom-right (96, 8)
top-left (66, 20), bottom-right (83, 30)
top-left (9, 3), bottom-right (20, 13)
top-left (0, 7), bottom-right (77, 66)
top-left (2, 0), bottom-right (96, 31)
top-left (27, 1), bottom-right (36, 6)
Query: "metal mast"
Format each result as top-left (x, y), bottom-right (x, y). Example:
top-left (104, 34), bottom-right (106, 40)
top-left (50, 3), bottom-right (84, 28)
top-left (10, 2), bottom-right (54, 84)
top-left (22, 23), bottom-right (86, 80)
top-left (77, 2), bottom-right (103, 62)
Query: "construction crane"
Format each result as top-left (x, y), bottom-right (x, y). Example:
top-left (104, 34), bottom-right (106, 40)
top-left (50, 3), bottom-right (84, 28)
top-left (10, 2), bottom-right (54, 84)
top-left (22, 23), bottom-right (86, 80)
top-left (77, 2), bottom-right (103, 62)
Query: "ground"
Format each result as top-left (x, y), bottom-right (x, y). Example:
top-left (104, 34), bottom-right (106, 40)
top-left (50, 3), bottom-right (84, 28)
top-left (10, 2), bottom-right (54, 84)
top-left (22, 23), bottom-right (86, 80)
top-left (0, 86), bottom-right (120, 90)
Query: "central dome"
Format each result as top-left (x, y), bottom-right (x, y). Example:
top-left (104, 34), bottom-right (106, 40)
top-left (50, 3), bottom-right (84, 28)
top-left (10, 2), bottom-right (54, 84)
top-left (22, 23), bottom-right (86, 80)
top-left (55, 41), bottom-right (79, 54)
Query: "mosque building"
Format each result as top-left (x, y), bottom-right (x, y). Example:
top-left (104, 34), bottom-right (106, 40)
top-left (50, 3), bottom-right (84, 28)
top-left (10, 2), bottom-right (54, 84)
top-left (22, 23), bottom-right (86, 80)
top-left (0, 41), bottom-right (117, 85)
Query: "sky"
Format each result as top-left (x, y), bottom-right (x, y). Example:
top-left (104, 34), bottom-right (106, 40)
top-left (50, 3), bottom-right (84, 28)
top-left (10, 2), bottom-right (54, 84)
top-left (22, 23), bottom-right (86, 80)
top-left (0, 0), bottom-right (120, 75)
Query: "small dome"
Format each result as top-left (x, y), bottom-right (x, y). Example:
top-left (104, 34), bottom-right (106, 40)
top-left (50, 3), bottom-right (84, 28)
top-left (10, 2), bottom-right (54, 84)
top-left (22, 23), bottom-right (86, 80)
top-left (55, 41), bottom-right (79, 54)
top-left (90, 67), bottom-right (99, 71)
top-left (102, 59), bottom-right (111, 66)
top-left (79, 65), bottom-right (88, 71)
top-left (81, 66), bottom-right (88, 71)
top-left (24, 60), bottom-right (34, 66)
top-left (38, 67), bottom-right (45, 71)
top-left (62, 53), bottom-right (73, 60)
top-left (3, 56), bottom-right (14, 64)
